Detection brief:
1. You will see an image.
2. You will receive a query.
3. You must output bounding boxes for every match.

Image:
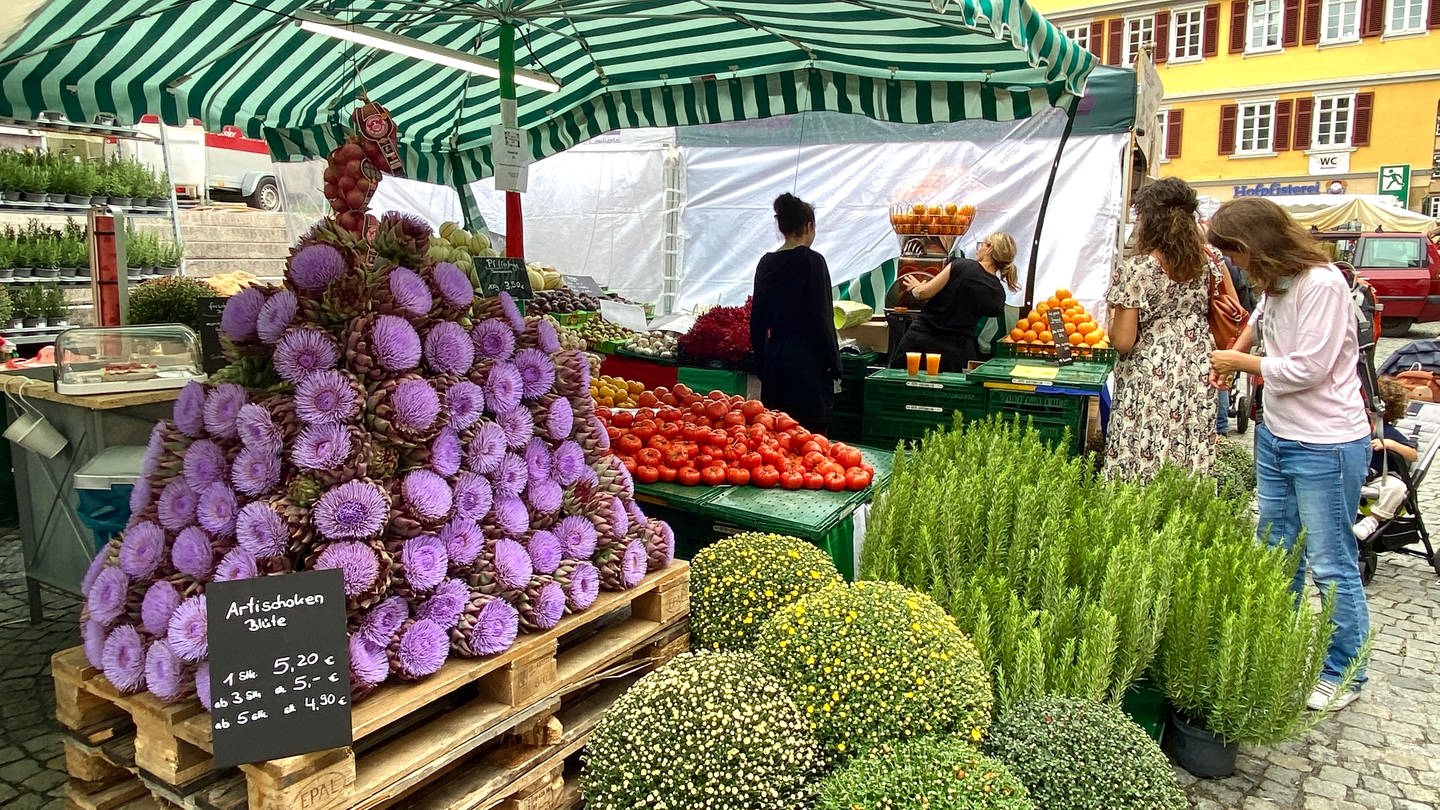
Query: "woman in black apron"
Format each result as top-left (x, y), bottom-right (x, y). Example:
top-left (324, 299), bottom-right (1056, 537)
top-left (890, 232), bottom-right (1015, 372)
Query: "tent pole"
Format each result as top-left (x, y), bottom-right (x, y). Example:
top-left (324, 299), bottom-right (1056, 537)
top-left (1023, 102), bottom-right (1079, 312)
top-left (500, 21), bottom-right (523, 258)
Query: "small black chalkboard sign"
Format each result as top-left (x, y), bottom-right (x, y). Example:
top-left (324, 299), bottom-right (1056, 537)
top-left (207, 569), bottom-right (352, 768)
top-left (196, 297), bottom-right (229, 375)
top-left (562, 274), bottom-right (603, 297)
top-left (477, 257), bottom-right (533, 300)
top-left (1045, 308), bottom-right (1073, 366)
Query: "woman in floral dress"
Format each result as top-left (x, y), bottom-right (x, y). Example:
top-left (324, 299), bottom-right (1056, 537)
top-left (1104, 177), bottom-right (1217, 481)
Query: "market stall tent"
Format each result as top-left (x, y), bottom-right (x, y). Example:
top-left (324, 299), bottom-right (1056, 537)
top-left (1269, 195), bottom-right (1439, 232)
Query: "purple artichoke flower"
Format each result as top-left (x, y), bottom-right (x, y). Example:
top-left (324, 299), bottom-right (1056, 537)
top-left (141, 579), bottom-right (183, 637)
top-left (373, 315), bottom-right (423, 373)
top-left (358, 596), bottom-right (409, 648)
top-left (83, 619), bottom-right (108, 669)
top-left (128, 478), bottom-right (152, 524)
top-left (236, 403), bottom-right (283, 454)
top-left (401, 534), bottom-right (448, 593)
top-left (173, 382), bottom-right (207, 438)
top-left (535, 319), bottom-right (561, 354)
top-left (439, 519), bottom-right (485, 567)
top-left (527, 580), bottom-right (566, 630)
top-left (565, 562), bottom-right (600, 612)
top-left (464, 421), bottom-right (507, 475)
top-left (424, 321), bottom-right (475, 376)
top-left (496, 407), bottom-right (534, 450)
top-left (551, 441), bottom-right (586, 487)
top-left (432, 261), bottom-right (474, 310)
top-left (168, 595), bottom-right (208, 662)
top-left (256, 289), bottom-right (299, 344)
top-left (145, 639), bottom-right (189, 702)
top-left (445, 381), bottom-right (486, 431)
top-left (293, 423), bottom-right (352, 471)
top-left (493, 495), bottom-right (529, 535)
top-left (395, 619), bottom-right (449, 679)
top-left (626, 499), bottom-right (647, 526)
top-left (555, 515), bottom-right (598, 560)
top-left (142, 421), bottom-right (166, 478)
top-left (389, 266), bottom-right (433, 317)
top-left (296, 370), bottom-right (361, 425)
top-left (472, 318), bottom-right (516, 361)
top-left (172, 526), bottom-right (216, 579)
top-left (484, 361), bottom-right (523, 415)
top-left (219, 287), bottom-right (265, 343)
top-left (620, 539), bottom-right (648, 588)
top-left (231, 447), bottom-right (282, 499)
top-left (525, 478), bottom-right (563, 516)
top-left (314, 480), bottom-right (389, 540)
top-left (524, 438), bottom-right (553, 484)
top-left (315, 541), bottom-right (383, 597)
top-left (610, 495), bottom-right (631, 538)
top-left (647, 518), bottom-right (676, 570)
top-left (195, 661), bottom-right (212, 709)
top-left (544, 397), bottom-right (573, 442)
top-left (391, 377), bottom-right (441, 434)
top-left (102, 624), bottom-right (147, 694)
top-left (289, 243), bottom-right (347, 291)
top-left (498, 291), bottom-right (525, 332)
top-left (349, 636), bottom-right (389, 690)
top-left (578, 465), bottom-right (600, 491)
top-left (526, 531), bottom-right (562, 575)
top-left (196, 482), bottom-right (238, 538)
top-left (119, 521), bottom-right (165, 578)
top-left (215, 547), bottom-right (259, 581)
top-left (430, 428), bottom-right (462, 478)
top-left (493, 452), bottom-right (529, 500)
top-left (182, 439), bottom-right (229, 491)
top-left (274, 328), bottom-right (340, 383)
top-left (416, 578), bottom-right (468, 629)
top-left (403, 470), bottom-right (453, 522)
top-left (513, 348), bottom-right (556, 400)
top-left (157, 479), bottom-right (198, 532)
top-left (205, 381), bottom-right (248, 439)
top-left (467, 595), bottom-right (520, 656)
top-left (451, 474), bottom-right (493, 525)
top-left (82, 545), bottom-right (112, 595)
top-left (235, 501), bottom-right (287, 559)
top-left (492, 538), bottom-right (534, 591)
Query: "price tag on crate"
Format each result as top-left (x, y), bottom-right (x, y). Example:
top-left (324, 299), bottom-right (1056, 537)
top-left (477, 257), bottom-right (533, 300)
top-left (207, 569), bottom-right (352, 768)
top-left (1045, 308), bottom-right (1073, 366)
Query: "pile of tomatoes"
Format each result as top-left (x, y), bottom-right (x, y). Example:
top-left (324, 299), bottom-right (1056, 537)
top-left (599, 384), bottom-right (875, 491)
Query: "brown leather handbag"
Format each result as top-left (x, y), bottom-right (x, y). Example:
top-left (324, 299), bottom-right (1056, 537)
top-left (1205, 249), bottom-right (1248, 350)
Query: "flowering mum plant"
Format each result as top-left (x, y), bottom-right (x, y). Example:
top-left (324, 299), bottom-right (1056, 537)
top-left (690, 532), bottom-right (842, 651)
top-left (817, 736), bottom-right (1033, 810)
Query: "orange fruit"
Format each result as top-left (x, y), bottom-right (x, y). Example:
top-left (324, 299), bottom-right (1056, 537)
top-left (1038, 330), bottom-right (1054, 344)
top-left (1084, 331), bottom-right (1102, 345)
top-left (1060, 297), bottom-right (1079, 309)
top-left (912, 203), bottom-right (926, 215)
top-left (1054, 287), bottom-right (1072, 300)
top-left (1063, 322), bottom-right (1077, 335)
top-left (1078, 321), bottom-right (1098, 335)
top-left (1023, 330), bottom-right (1039, 342)
top-left (1068, 332), bottom-right (1085, 346)
top-left (1010, 328), bottom-right (1026, 341)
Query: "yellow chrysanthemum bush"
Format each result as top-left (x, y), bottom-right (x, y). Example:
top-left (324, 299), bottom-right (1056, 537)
top-left (690, 532), bottom-right (844, 651)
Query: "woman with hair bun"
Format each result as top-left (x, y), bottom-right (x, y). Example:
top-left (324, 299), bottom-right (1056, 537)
top-left (889, 232), bottom-right (1013, 372)
top-left (749, 192), bottom-right (842, 433)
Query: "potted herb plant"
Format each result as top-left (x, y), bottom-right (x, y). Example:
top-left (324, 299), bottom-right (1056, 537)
top-left (52, 156), bottom-right (95, 205)
top-left (0, 286), bottom-right (14, 330)
top-left (42, 285), bottom-right (68, 328)
top-left (20, 285), bottom-right (45, 329)
top-left (156, 240), bottom-right (182, 275)
top-left (127, 276), bottom-right (218, 331)
top-left (32, 236), bottom-right (60, 279)
top-left (146, 171), bottom-right (170, 209)
top-left (0, 237), bottom-right (13, 281)
top-left (16, 162), bottom-right (50, 203)
top-left (100, 157), bottom-right (130, 206)
top-left (0, 151), bottom-right (23, 201)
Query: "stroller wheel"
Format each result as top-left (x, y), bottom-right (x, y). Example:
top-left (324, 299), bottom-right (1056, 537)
top-left (1236, 396), bottom-right (1250, 435)
top-left (1359, 544), bottom-right (1377, 586)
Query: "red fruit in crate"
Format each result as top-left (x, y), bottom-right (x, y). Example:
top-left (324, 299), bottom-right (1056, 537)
top-left (338, 173), bottom-right (356, 194)
top-left (322, 166), bottom-right (339, 183)
top-left (345, 189), bottom-right (368, 211)
top-left (336, 142), bottom-right (365, 162)
top-left (344, 158), bottom-right (364, 178)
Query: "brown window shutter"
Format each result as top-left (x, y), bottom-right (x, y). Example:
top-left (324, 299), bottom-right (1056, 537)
top-left (1293, 97), bottom-right (1314, 150)
top-left (1302, 0), bottom-right (1321, 44)
top-left (1282, 0), bottom-right (1301, 46)
top-left (1204, 4), bottom-right (1221, 55)
top-left (1274, 99), bottom-right (1294, 150)
top-left (1155, 12), bottom-right (1171, 62)
top-left (1361, 0), bottom-right (1383, 37)
top-left (1089, 21), bottom-right (1105, 53)
top-left (1229, 1), bottom-right (1248, 53)
top-left (1166, 109), bottom-right (1185, 158)
top-left (1430, 0), bottom-right (1440, 29)
top-left (1107, 19), bottom-right (1124, 65)
top-left (1353, 92), bottom-right (1374, 146)
top-left (1219, 104), bottom-right (1238, 154)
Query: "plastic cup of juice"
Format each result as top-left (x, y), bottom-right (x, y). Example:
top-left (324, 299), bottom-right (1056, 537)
top-left (925, 353), bottom-right (941, 375)
top-left (906, 352), bottom-right (921, 376)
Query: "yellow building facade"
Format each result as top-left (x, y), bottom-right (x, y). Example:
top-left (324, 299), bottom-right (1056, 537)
top-left (1033, 0), bottom-right (1440, 216)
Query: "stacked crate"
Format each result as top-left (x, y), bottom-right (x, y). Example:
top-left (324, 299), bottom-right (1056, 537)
top-left (861, 368), bottom-right (988, 447)
top-left (829, 351), bottom-right (876, 443)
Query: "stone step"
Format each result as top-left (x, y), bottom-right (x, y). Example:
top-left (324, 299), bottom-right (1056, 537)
top-left (184, 257), bottom-right (287, 279)
top-left (183, 240), bottom-right (290, 260)
top-left (178, 208), bottom-right (287, 228)
top-left (182, 225), bottom-right (287, 243)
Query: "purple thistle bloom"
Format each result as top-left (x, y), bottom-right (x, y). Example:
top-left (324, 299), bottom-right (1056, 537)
top-left (551, 441), bottom-right (586, 487)
top-left (358, 596), bottom-right (408, 648)
top-left (493, 452), bottom-right (529, 500)
top-left (119, 521), bottom-right (165, 579)
top-left (396, 619), bottom-right (449, 678)
top-left (388, 266), bottom-right (433, 317)
top-left (611, 495), bottom-right (630, 538)
top-left (620, 539), bottom-right (648, 588)
top-left (236, 501), bottom-right (287, 558)
top-left (145, 639), bottom-right (189, 701)
top-left (566, 562), bottom-right (600, 612)
top-left (195, 661), bottom-right (212, 709)
top-left (182, 439), bottom-right (229, 491)
top-left (526, 531), bottom-right (562, 575)
top-left (484, 362), bottom-right (523, 415)
top-left (493, 495), bottom-right (529, 535)
top-left (472, 318), bottom-right (516, 361)
top-left (498, 291), bottom-right (525, 332)
top-left (215, 547), bottom-right (259, 581)
top-left (172, 527), bottom-right (216, 579)
top-left (445, 381), bottom-right (486, 431)
top-left (141, 579), bottom-right (183, 637)
top-left (593, 414), bottom-right (612, 450)
top-left (274, 328), bottom-right (340, 383)
top-left (492, 539), bottom-right (533, 591)
top-left (83, 619), bottom-right (108, 669)
top-left (465, 421), bottom-right (507, 476)
top-left (402, 470), bottom-right (452, 522)
top-left (513, 349), bottom-right (556, 400)
top-left (535, 319), bottom-right (561, 354)
top-left (430, 428), bottom-right (462, 478)
top-left (295, 370), bottom-right (360, 425)
top-left (451, 474), bottom-right (493, 525)
top-left (349, 636), bottom-right (389, 689)
top-left (236, 403), bottom-right (283, 454)
top-left (289, 243), bottom-right (347, 291)
top-left (424, 321), bottom-right (474, 376)
top-left (314, 480), bottom-right (389, 540)
top-left (416, 578), bottom-right (468, 629)
top-left (157, 479), bottom-right (198, 532)
top-left (440, 519), bottom-right (485, 567)
top-left (649, 519), bottom-right (676, 570)
top-left (578, 465), bottom-right (600, 490)
top-left (555, 516), bottom-right (598, 560)
top-left (142, 421), bottom-right (166, 477)
top-left (82, 546), bottom-right (112, 595)
top-left (469, 596), bottom-right (519, 656)
top-left (528, 580), bottom-right (566, 629)
top-left (231, 448), bottom-right (282, 499)
top-left (257, 289), bottom-right (298, 344)
top-left (102, 624), bottom-right (147, 694)
top-left (524, 438), bottom-right (553, 484)
top-left (496, 407), bottom-right (534, 450)
top-left (293, 423), bottom-right (352, 471)
top-left (128, 477), bottom-right (153, 518)
top-left (525, 478), bottom-right (563, 516)
top-left (401, 534), bottom-right (448, 593)
top-left (174, 382), bottom-right (207, 438)
top-left (372, 315), bottom-right (423, 373)
top-left (219, 287), bottom-right (265, 343)
top-left (197, 482), bottom-right (238, 538)
top-left (626, 499), bottom-right (647, 526)
top-left (168, 595), bottom-right (208, 662)
top-left (432, 261), bottom-right (474, 310)
top-left (544, 397), bottom-right (573, 442)
top-left (391, 378), bottom-right (441, 434)
top-left (314, 541), bottom-right (382, 597)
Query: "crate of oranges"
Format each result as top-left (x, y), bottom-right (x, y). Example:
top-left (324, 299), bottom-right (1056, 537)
top-left (999, 288), bottom-right (1116, 362)
top-left (590, 374), bottom-right (647, 408)
top-left (889, 202), bottom-right (975, 236)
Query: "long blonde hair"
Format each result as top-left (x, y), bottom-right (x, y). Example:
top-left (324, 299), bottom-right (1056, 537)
top-left (985, 232), bottom-right (1019, 292)
top-left (1207, 198), bottom-right (1330, 295)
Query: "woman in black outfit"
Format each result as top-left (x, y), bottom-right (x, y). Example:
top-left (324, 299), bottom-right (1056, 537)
top-left (750, 193), bottom-right (842, 434)
top-left (890, 232), bottom-right (1014, 372)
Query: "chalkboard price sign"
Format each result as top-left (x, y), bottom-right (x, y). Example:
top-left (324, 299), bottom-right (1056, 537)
top-left (207, 569), bottom-right (352, 768)
top-left (561, 274), bottom-right (604, 297)
top-left (196, 297), bottom-right (229, 375)
top-left (477, 257), bottom-right (534, 300)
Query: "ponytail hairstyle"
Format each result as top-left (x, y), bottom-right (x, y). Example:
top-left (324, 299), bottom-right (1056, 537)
top-left (985, 232), bottom-right (1020, 292)
top-left (773, 193), bottom-right (816, 238)
top-left (1133, 177), bottom-right (1206, 283)
top-left (1207, 197), bottom-right (1331, 296)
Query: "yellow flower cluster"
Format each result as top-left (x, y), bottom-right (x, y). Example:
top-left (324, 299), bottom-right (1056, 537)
top-left (691, 532), bottom-right (843, 651)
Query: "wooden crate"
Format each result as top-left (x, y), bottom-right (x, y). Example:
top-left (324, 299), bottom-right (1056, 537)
top-left (56, 562), bottom-right (690, 810)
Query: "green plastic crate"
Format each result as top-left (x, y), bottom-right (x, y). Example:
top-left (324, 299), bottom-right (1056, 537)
top-left (829, 411), bottom-right (864, 444)
top-left (700, 488), bottom-right (860, 581)
top-left (987, 389), bottom-right (1087, 455)
top-left (968, 357), bottom-right (1112, 393)
top-left (840, 352), bottom-right (877, 380)
top-left (1121, 680), bottom-right (1168, 744)
top-left (677, 366), bottom-right (748, 396)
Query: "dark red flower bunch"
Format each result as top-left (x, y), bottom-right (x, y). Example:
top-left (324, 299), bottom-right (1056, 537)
top-left (678, 298), bottom-right (753, 367)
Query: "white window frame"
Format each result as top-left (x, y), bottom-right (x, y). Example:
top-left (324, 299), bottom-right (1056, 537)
top-left (1313, 93), bottom-right (1355, 149)
top-left (1237, 99), bottom-right (1277, 155)
top-left (1170, 6), bottom-right (1207, 61)
top-left (1062, 22), bottom-right (1092, 52)
top-left (1123, 14), bottom-right (1156, 64)
top-left (1246, 0), bottom-right (1284, 53)
top-left (1156, 109), bottom-right (1173, 162)
top-left (1385, 0), bottom-right (1427, 34)
top-left (1320, 0), bottom-right (1361, 43)
top-left (1425, 196), bottom-right (1440, 219)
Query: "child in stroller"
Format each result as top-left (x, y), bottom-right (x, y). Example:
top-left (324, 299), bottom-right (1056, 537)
top-left (1352, 377), bottom-right (1418, 541)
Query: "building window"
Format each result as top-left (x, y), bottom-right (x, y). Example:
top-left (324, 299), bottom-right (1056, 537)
top-left (1156, 111), bottom-right (1171, 161)
top-left (1124, 15), bottom-right (1156, 63)
top-left (1238, 101), bottom-right (1276, 153)
top-left (1063, 23), bottom-right (1091, 52)
top-left (1386, 0), bottom-right (1426, 33)
top-left (1247, 0), bottom-right (1283, 52)
top-left (1425, 196), bottom-right (1440, 219)
top-left (1171, 7), bottom-right (1206, 60)
top-left (1314, 94), bottom-right (1354, 148)
top-left (1321, 0), bottom-right (1360, 42)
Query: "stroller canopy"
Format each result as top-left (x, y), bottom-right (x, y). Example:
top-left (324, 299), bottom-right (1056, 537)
top-left (1379, 339), bottom-right (1440, 377)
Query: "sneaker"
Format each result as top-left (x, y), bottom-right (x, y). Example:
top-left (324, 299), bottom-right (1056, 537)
top-left (1307, 679), bottom-right (1360, 711)
top-left (1352, 516), bottom-right (1379, 540)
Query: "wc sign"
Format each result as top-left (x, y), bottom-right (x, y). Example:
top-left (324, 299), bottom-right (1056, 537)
top-left (1308, 150), bottom-right (1349, 175)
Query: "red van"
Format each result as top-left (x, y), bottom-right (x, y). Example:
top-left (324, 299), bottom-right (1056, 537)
top-left (1317, 232), bottom-right (1440, 336)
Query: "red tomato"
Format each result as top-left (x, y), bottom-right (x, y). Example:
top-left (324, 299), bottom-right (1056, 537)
top-left (659, 421), bottom-right (682, 439)
top-left (682, 423), bottom-right (709, 442)
top-left (834, 446), bottom-right (863, 468)
top-left (617, 434), bottom-right (644, 455)
top-left (637, 448), bottom-right (663, 467)
top-left (660, 392), bottom-right (677, 406)
top-left (611, 410), bottom-right (634, 428)
top-left (706, 390), bottom-right (727, 401)
top-left (803, 451), bottom-right (827, 470)
top-left (707, 430), bottom-right (729, 449)
top-left (635, 408), bottom-right (655, 421)
top-left (672, 383), bottom-right (693, 398)
top-left (621, 456), bottom-right (638, 474)
top-left (739, 400), bottom-right (765, 419)
top-left (665, 445), bottom-right (691, 467)
top-left (689, 401), bottom-right (708, 417)
top-left (646, 434), bottom-right (671, 450)
top-left (776, 414), bottom-right (799, 431)
top-left (759, 446), bottom-right (783, 466)
top-left (803, 472), bottom-right (824, 489)
top-left (778, 434), bottom-right (794, 452)
top-left (811, 435), bottom-right (830, 453)
top-left (705, 400), bottom-right (729, 421)
top-left (754, 413), bottom-right (776, 431)
top-left (638, 391), bottom-right (660, 408)
top-left (607, 426), bottom-right (622, 443)
top-left (725, 467), bottom-right (751, 486)
top-left (779, 470), bottom-right (804, 490)
top-left (678, 467), bottom-right (702, 486)
top-left (700, 465), bottom-right (728, 486)
top-left (657, 465), bottom-right (678, 483)
top-left (753, 465), bottom-right (780, 488)
top-left (801, 440), bottom-right (822, 456)
top-left (695, 453), bottom-right (715, 468)
top-left (722, 411), bottom-right (746, 427)
top-left (845, 468), bottom-right (873, 490)
top-left (634, 465), bottom-right (660, 484)
top-left (740, 451), bottom-right (763, 470)
top-left (631, 419), bottom-right (658, 440)
top-left (823, 471), bottom-right (848, 491)
top-left (817, 461), bottom-right (845, 477)
top-left (595, 407), bottom-right (613, 421)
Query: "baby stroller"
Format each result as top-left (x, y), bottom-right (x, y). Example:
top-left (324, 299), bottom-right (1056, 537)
top-left (1224, 371), bottom-right (1256, 434)
top-left (1356, 399), bottom-right (1440, 584)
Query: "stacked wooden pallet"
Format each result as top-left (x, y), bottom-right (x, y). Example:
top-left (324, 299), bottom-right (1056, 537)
top-left (54, 562), bottom-right (690, 810)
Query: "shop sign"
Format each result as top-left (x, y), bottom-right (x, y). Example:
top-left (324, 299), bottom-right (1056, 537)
top-left (1231, 181), bottom-right (1323, 197)
top-left (1378, 164), bottom-right (1410, 204)
top-left (492, 123), bottom-right (530, 193)
top-left (1308, 151), bottom-right (1350, 175)
top-left (477, 256), bottom-right (534, 299)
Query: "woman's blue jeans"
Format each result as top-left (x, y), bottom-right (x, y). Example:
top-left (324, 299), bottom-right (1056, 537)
top-left (1254, 423), bottom-right (1370, 685)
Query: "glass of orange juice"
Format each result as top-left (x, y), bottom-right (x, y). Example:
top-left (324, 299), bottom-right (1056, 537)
top-left (905, 352), bottom-right (922, 376)
top-left (925, 353), bottom-right (941, 375)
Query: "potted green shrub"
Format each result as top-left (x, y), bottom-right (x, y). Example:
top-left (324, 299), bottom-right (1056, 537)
top-left (0, 150), bottom-right (21, 201)
top-left (42, 285), bottom-right (68, 328)
top-left (20, 285), bottom-right (44, 329)
top-left (61, 219), bottom-right (88, 277)
top-left (32, 236), bottom-right (60, 279)
top-left (0, 286), bottom-right (15, 330)
top-left (127, 276), bottom-right (217, 331)
top-left (146, 171), bottom-right (170, 209)
top-left (156, 240), bottom-right (182, 275)
top-left (100, 156), bottom-right (131, 206)
top-left (16, 161), bottom-right (50, 203)
top-left (0, 237), bottom-right (13, 281)
top-left (51, 156), bottom-right (95, 205)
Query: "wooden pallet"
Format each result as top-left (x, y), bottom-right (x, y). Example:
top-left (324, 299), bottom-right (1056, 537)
top-left (56, 562), bottom-right (689, 810)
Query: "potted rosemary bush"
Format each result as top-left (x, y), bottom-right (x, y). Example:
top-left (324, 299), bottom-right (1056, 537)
top-left (42, 285), bottom-right (69, 328)
top-left (20, 285), bottom-right (44, 328)
top-left (0, 286), bottom-right (15, 330)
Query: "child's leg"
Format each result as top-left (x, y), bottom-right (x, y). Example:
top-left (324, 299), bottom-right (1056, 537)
top-left (1369, 474), bottom-right (1408, 520)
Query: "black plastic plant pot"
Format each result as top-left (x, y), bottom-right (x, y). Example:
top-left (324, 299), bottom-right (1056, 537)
top-left (1164, 711), bottom-right (1238, 778)
top-left (127, 267), bottom-right (142, 280)
top-left (148, 197), bottom-right (168, 208)
top-left (7, 318), bottom-right (22, 330)
top-left (109, 196), bottom-right (132, 207)
top-left (157, 265), bottom-right (179, 276)
top-left (21, 317), bottom-right (40, 329)
top-left (65, 194), bottom-right (88, 205)
top-left (20, 192), bottom-right (48, 203)
top-left (51, 318), bottom-right (69, 328)
top-left (0, 268), bottom-right (12, 280)
top-left (13, 267), bottom-right (33, 278)
top-left (33, 268), bottom-right (59, 279)
top-left (90, 195), bottom-right (107, 206)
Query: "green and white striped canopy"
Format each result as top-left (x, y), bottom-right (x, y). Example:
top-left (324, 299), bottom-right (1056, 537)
top-left (0, 1), bottom-right (1096, 188)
